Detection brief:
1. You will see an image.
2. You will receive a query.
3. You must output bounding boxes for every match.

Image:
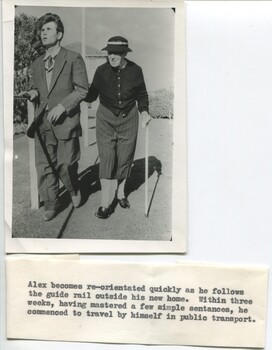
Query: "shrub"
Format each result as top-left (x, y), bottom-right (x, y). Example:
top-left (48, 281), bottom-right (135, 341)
top-left (149, 88), bottom-right (174, 119)
top-left (14, 13), bottom-right (44, 132)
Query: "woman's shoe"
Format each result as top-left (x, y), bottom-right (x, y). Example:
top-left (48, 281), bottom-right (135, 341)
top-left (119, 198), bottom-right (130, 209)
top-left (95, 206), bottom-right (114, 219)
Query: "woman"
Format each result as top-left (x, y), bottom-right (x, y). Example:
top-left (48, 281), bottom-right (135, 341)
top-left (86, 36), bottom-right (151, 219)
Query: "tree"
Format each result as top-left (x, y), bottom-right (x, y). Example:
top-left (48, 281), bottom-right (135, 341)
top-left (14, 13), bottom-right (44, 134)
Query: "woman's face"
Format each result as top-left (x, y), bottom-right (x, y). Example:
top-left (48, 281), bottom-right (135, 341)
top-left (108, 51), bottom-right (126, 68)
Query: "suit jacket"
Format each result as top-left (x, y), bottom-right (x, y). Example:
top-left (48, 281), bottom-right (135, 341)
top-left (31, 47), bottom-right (89, 140)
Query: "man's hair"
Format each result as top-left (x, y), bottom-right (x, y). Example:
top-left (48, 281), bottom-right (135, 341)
top-left (38, 13), bottom-right (64, 36)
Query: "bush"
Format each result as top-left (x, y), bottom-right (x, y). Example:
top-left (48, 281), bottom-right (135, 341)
top-left (149, 88), bottom-right (174, 119)
top-left (14, 13), bottom-right (44, 131)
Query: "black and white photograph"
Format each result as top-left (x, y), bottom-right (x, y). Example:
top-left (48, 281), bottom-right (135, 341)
top-left (4, 1), bottom-right (272, 349)
top-left (5, 0), bottom-right (186, 252)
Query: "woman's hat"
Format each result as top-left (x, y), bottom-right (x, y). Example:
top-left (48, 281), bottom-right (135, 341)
top-left (102, 36), bottom-right (132, 53)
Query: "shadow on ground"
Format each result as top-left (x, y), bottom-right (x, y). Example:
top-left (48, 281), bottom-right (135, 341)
top-left (125, 156), bottom-right (162, 198)
top-left (54, 156), bottom-right (163, 220)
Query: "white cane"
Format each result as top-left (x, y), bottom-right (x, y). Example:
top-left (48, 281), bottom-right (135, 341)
top-left (145, 122), bottom-right (149, 217)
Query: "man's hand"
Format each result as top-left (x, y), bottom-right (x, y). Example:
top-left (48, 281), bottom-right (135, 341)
top-left (47, 104), bottom-right (66, 124)
top-left (141, 111), bottom-right (152, 128)
top-left (18, 90), bottom-right (38, 102)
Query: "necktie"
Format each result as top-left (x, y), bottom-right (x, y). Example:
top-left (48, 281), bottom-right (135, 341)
top-left (47, 55), bottom-right (53, 70)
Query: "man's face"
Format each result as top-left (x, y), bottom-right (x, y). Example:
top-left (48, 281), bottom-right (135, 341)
top-left (41, 21), bottom-right (62, 48)
top-left (108, 52), bottom-right (126, 68)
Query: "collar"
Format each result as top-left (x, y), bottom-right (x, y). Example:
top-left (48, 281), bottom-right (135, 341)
top-left (43, 46), bottom-right (61, 61)
top-left (107, 59), bottom-right (130, 72)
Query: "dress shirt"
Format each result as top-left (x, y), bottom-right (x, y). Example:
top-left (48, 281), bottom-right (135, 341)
top-left (44, 46), bottom-right (61, 90)
top-left (86, 59), bottom-right (149, 117)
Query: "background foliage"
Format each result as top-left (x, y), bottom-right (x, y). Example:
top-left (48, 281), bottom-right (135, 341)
top-left (14, 13), bottom-right (44, 135)
top-left (149, 88), bottom-right (174, 119)
top-left (13, 13), bottom-right (174, 135)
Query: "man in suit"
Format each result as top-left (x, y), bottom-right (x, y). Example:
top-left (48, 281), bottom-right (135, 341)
top-left (22, 13), bottom-right (89, 221)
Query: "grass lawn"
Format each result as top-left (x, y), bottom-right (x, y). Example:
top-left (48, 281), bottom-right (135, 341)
top-left (12, 119), bottom-right (173, 241)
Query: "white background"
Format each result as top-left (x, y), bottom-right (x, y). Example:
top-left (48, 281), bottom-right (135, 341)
top-left (1, 1), bottom-right (272, 349)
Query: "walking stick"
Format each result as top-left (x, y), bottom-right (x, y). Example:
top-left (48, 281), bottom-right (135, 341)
top-left (145, 122), bottom-right (149, 217)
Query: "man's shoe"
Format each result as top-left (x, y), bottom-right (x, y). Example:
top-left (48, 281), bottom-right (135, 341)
top-left (71, 190), bottom-right (81, 208)
top-left (43, 209), bottom-right (57, 221)
top-left (95, 206), bottom-right (114, 219)
top-left (119, 198), bottom-right (130, 209)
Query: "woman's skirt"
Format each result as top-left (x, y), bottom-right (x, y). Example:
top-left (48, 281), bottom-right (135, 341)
top-left (96, 103), bottom-right (139, 179)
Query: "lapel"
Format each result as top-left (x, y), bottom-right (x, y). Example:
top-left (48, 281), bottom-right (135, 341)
top-left (48, 47), bottom-right (67, 95)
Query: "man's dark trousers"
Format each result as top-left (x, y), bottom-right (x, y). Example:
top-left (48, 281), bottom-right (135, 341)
top-left (35, 113), bottom-right (80, 211)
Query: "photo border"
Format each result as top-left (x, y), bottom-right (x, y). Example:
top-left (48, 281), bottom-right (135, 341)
top-left (3, 0), bottom-right (186, 253)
